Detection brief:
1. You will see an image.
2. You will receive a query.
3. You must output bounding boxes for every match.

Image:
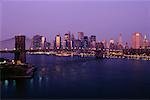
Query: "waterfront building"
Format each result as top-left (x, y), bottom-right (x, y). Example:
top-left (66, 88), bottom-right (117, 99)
top-left (118, 33), bottom-right (123, 46)
top-left (83, 36), bottom-right (89, 49)
top-left (116, 42), bottom-right (123, 50)
top-left (125, 42), bottom-right (129, 49)
top-left (45, 42), bottom-right (51, 49)
top-left (96, 42), bottom-right (104, 50)
top-left (32, 35), bottom-right (42, 50)
top-left (74, 39), bottom-right (81, 50)
top-left (15, 35), bottom-right (26, 63)
top-left (55, 34), bottom-right (61, 49)
top-left (109, 38), bottom-right (115, 50)
top-left (117, 33), bottom-right (123, 50)
top-left (78, 32), bottom-right (84, 41)
top-left (90, 35), bottom-right (96, 49)
top-left (62, 40), bottom-right (66, 49)
top-left (51, 41), bottom-right (55, 49)
top-left (110, 38), bottom-right (114, 44)
top-left (132, 32), bottom-right (143, 49)
top-left (64, 32), bottom-right (71, 50)
top-left (71, 33), bottom-right (75, 49)
top-left (41, 36), bottom-right (46, 50)
top-left (142, 35), bottom-right (149, 49)
top-left (102, 39), bottom-right (107, 49)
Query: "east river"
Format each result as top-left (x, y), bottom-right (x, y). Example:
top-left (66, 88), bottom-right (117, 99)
top-left (0, 53), bottom-right (150, 99)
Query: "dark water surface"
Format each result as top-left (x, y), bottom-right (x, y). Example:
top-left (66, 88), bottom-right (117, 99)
top-left (1, 53), bottom-right (150, 99)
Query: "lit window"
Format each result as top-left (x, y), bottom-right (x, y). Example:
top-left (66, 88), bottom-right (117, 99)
top-left (136, 33), bottom-right (140, 36)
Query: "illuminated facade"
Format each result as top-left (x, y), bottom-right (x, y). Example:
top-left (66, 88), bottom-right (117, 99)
top-left (102, 39), bottom-right (107, 49)
top-left (32, 35), bottom-right (42, 50)
top-left (74, 40), bottom-right (81, 49)
top-left (64, 33), bottom-right (71, 49)
top-left (143, 35), bottom-right (149, 49)
top-left (83, 36), bottom-right (89, 49)
top-left (90, 35), bottom-right (96, 49)
top-left (110, 38), bottom-right (114, 44)
top-left (55, 35), bottom-right (61, 49)
top-left (71, 33), bottom-right (75, 49)
top-left (78, 32), bottom-right (84, 41)
top-left (109, 38), bottom-right (115, 49)
top-left (132, 32), bottom-right (143, 49)
top-left (41, 36), bottom-right (46, 50)
top-left (118, 33), bottom-right (123, 46)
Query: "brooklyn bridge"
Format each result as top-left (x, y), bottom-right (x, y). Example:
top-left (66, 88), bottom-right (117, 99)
top-left (0, 36), bottom-right (150, 61)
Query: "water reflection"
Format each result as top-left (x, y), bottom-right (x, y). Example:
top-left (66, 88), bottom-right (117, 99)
top-left (55, 65), bottom-right (61, 73)
top-left (132, 60), bottom-right (143, 83)
top-left (4, 80), bottom-right (8, 88)
top-left (0, 80), bottom-right (1, 87)
top-left (15, 80), bottom-right (28, 97)
top-left (40, 67), bottom-right (49, 76)
top-left (13, 80), bottom-right (16, 87)
top-left (1, 55), bottom-right (150, 98)
top-left (52, 65), bottom-right (62, 80)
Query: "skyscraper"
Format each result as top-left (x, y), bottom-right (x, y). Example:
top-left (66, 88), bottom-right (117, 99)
top-left (132, 32), bottom-right (143, 49)
top-left (71, 33), bottom-right (75, 49)
top-left (90, 35), bottom-right (96, 49)
top-left (118, 33), bottom-right (123, 46)
top-left (64, 32), bottom-right (71, 49)
top-left (102, 39), bottom-right (107, 49)
top-left (41, 36), bottom-right (46, 50)
top-left (45, 42), bottom-right (51, 49)
top-left (109, 38), bottom-right (114, 44)
top-left (32, 35), bottom-right (42, 50)
top-left (117, 33), bottom-right (123, 50)
top-left (55, 34), bottom-right (61, 49)
top-left (143, 35), bottom-right (149, 49)
top-left (78, 32), bottom-right (84, 41)
top-left (109, 38), bottom-right (115, 50)
top-left (83, 36), bottom-right (89, 49)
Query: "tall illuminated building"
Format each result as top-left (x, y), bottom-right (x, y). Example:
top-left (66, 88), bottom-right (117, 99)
top-left (55, 34), bottom-right (61, 49)
top-left (125, 42), bottom-right (129, 49)
top-left (118, 33), bottom-right (123, 46)
top-left (78, 32), bottom-right (84, 41)
top-left (41, 36), bottom-right (46, 50)
top-left (64, 32), bottom-right (71, 49)
top-left (102, 39), bottom-right (107, 49)
top-left (109, 38), bottom-right (114, 44)
top-left (143, 35), bottom-right (149, 49)
top-left (90, 35), bottom-right (96, 49)
top-left (74, 40), bottom-right (81, 49)
top-left (83, 36), bottom-right (89, 49)
top-left (71, 33), bottom-right (75, 49)
top-left (116, 33), bottom-right (123, 50)
top-left (32, 35), bottom-right (42, 50)
top-left (132, 32), bottom-right (143, 49)
top-left (45, 42), bottom-right (50, 49)
top-left (109, 38), bottom-right (115, 49)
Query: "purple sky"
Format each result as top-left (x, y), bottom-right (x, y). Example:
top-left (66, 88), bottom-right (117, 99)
top-left (0, 0), bottom-right (150, 45)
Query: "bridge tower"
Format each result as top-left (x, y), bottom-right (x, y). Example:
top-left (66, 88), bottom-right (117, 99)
top-left (15, 35), bottom-right (26, 63)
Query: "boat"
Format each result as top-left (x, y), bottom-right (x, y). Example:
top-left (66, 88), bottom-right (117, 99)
top-left (0, 58), bottom-right (35, 80)
top-left (55, 52), bottom-right (72, 57)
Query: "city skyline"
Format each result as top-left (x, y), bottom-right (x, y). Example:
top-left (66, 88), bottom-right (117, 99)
top-left (0, 31), bottom-right (149, 50)
top-left (0, 0), bottom-right (150, 43)
top-left (1, 0), bottom-right (150, 99)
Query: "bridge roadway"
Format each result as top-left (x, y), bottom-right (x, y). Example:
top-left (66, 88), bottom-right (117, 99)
top-left (0, 49), bottom-right (54, 53)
